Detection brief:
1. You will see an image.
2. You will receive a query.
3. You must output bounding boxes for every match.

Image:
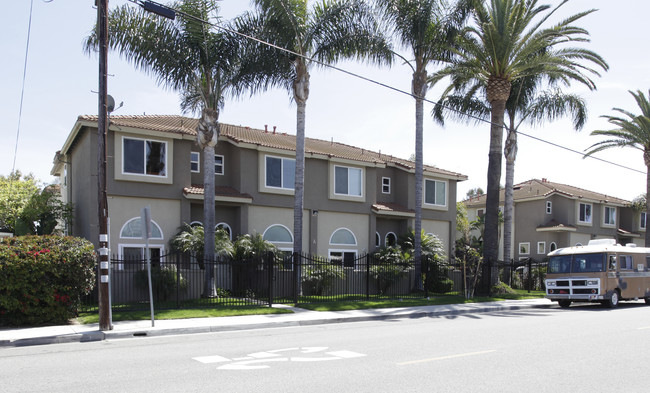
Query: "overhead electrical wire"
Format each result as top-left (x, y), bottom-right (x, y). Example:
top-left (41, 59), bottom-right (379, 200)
top-left (130, 0), bottom-right (645, 176)
top-left (12, 0), bottom-right (35, 177)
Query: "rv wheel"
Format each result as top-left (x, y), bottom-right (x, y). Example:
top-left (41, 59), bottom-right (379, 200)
top-left (558, 300), bottom-right (571, 308)
top-left (605, 291), bottom-right (619, 308)
top-left (645, 298), bottom-right (650, 305)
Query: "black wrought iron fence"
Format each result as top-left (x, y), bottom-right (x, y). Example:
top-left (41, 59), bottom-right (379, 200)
top-left (80, 252), bottom-right (545, 313)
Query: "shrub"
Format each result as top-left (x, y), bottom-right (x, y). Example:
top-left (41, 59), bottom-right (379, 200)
top-left (0, 235), bottom-right (96, 326)
top-left (302, 261), bottom-right (346, 296)
top-left (135, 265), bottom-right (187, 302)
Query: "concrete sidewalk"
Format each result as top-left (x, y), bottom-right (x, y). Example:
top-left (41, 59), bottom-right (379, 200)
top-left (0, 298), bottom-right (554, 348)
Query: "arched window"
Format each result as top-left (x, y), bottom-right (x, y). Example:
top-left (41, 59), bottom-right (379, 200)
top-left (375, 232), bottom-right (380, 248)
top-left (263, 224), bottom-right (293, 244)
top-left (189, 221), bottom-right (203, 227)
top-left (329, 228), bottom-right (357, 245)
top-left (215, 222), bottom-right (232, 240)
top-left (550, 242), bottom-right (557, 252)
top-left (385, 232), bottom-right (397, 247)
top-left (120, 217), bottom-right (163, 239)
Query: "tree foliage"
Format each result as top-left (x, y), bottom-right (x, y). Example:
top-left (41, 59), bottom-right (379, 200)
top-left (0, 171), bottom-right (72, 235)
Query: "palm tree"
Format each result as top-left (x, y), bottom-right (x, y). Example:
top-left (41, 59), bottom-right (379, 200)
top-left (235, 0), bottom-right (392, 257)
top-left (85, 0), bottom-right (240, 297)
top-left (585, 89), bottom-right (650, 246)
top-left (430, 0), bottom-right (607, 287)
top-left (434, 74), bottom-right (587, 264)
top-left (374, 0), bottom-right (470, 289)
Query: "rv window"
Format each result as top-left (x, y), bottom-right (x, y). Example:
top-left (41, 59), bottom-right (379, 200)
top-left (608, 255), bottom-right (617, 271)
top-left (572, 253), bottom-right (605, 273)
top-left (620, 255), bottom-right (633, 270)
top-left (548, 255), bottom-right (572, 274)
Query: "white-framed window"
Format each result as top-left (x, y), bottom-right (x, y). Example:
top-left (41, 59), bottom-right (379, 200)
top-left (120, 217), bottom-right (163, 239)
top-left (122, 137), bottom-right (167, 177)
top-left (519, 242), bottom-right (530, 255)
top-left (641, 212), bottom-right (647, 230)
top-left (537, 241), bottom-right (546, 255)
top-left (620, 255), bottom-right (633, 270)
top-left (424, 179), bottom-right (446, 207)
top-left (550, 242), bottom-right (557, 252)
top-left (375, 232), bottom-right (380, 248)
top-left (578, 202), bottom-right (592, 224)
top-left (334, 165), bottom-right (363, 197)
top-left (546, 201), bottom-right (552, 214)
top-left (190, 152), bottom-right (200, 173)
top-left (603, 206), bottom-right (616, 226)
top-left (189, 221), bottom-right (203, 227)
top-left (262, 224), bottom-right (293, 248)
top-left (329, 228), bottom-right (357, 246)
top-left (215, 222), bottom-right (232, 240)
top-left (382, 177), bottom-right (391, 194)
top-left (214, 154), bottom-right (224, 175)
top-left (117, 245), bottom-right (164, 271)
top-left (329, 250), bottom-right (358, 269)
top-left (385, 232), bottom-right (397, 247)
top-left (265, 155), bottom-right (295, 189)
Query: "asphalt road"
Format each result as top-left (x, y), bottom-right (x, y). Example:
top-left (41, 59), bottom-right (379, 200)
top-left (2, 302), bottom-right (649, 393)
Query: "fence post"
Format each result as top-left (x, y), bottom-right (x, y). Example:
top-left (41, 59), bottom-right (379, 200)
top-left (293, 252), bottom-right (300, 306)
top-left (527, 258), bottom-right (533, 293)
top-left (267, 252), bottom-right (274, 307)
top-left (366, 253), bottom-right (370, 300)
top-left (423, 256), bottom-right (429, 298)
top-left (175, 252), bottom-right (180, 309)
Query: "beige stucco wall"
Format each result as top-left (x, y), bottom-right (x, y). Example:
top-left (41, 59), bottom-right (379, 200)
top-left (568, 232), bottom-right (592, 247)
top-left (316, 211), bottom-right (370, 257)
top-left (421, 219), bottom-right (451, 256)
top-left (107, 196), bottom-right (181, 256)
top-left (247, 205), bottom-right (309, 251)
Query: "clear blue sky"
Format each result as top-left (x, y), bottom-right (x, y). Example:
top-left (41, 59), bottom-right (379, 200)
top-left (1, 0), bottom-right (648, 201)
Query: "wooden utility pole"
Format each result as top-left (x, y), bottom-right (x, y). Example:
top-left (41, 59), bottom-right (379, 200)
top-left (97, 0), bottom-right (111, 331)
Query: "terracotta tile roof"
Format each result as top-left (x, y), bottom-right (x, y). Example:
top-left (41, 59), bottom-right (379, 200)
top-left (464, 178), bottom-right (630, 207)
top-left (371, 203), bottom-right (415, 217)
top-left (536, 219), bottom-right (577, 232)
top-left (183, 185), bottom-right (252, 200)
top-left (78, 115), bottom-right (466, 180)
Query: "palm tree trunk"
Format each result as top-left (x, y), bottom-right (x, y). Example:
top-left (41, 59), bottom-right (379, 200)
top-left (293, 62), bottom-right (309, 295)
top-left (484, 99), bottom-right (506, 288)
top-left (197, 108), bottom-right (219, 298)
top-left (646, 162), bottom-right (650, 247)
top-left (413, 68), bottom-right (427, 291)
top-left (503, 124), bottom-right (517, 266)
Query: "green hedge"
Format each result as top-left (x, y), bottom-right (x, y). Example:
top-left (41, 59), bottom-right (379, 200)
top-left (0, 236), bottom-right (96, 326)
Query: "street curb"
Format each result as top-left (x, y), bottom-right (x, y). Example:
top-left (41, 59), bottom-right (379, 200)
top-left (0, 301), bottom-right (552, 348)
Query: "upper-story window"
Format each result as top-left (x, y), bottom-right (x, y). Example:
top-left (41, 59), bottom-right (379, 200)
top-left (424, 179), bottom-right (446, 207)
top-left (641, 212), bottom-right (647, 230)
top-left (578, 202), bottom-right (592, 224)
top-left (546, 201), bottom-right (552, 214)
top-left (123, 137), bottom-right (167, 176)
top-left (334, 165), bottom-right (362, 196)
top-left (603, 206), bottom-right (616, 226)
top-left (190, 152), bottom-right (200, 173)
top-left (382, 177), bottom-right (391, 194)
top-left (190, 152), bottom-right (224, 175)
top-left (215, 155), bottom-right (224, 175)
top-left (266, 155), bottom-right (295, 189)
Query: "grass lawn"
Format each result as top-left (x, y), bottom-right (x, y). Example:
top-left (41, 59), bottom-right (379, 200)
top-left (75, 306), bottom-right (292, 325)
top-left (74, 290), bottom-right (545, 324)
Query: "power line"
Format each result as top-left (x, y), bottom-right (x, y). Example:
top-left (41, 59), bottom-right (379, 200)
top-left (12, 0), bottom-right (35, 176)
top-left (131, 0), bottom-right (644, 176)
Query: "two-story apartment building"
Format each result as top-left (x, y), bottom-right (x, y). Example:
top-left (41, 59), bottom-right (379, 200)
top-left (464, 178), bottom-right (644, 261)
top-left (51, 115), bottom-right (467, 261)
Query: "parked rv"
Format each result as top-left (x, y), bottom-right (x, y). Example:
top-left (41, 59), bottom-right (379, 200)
top-left (545, 239), bottom-right (650, 308)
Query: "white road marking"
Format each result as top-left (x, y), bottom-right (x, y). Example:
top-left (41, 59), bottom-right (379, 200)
top-left (194, 347), bottom-right (367, 370)
top-left (397, 350), bottom-right (497, 366)
top-left (192, 355), bottom-right (231, 364)
top-left (327, 350), bottom-right (366, 359)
